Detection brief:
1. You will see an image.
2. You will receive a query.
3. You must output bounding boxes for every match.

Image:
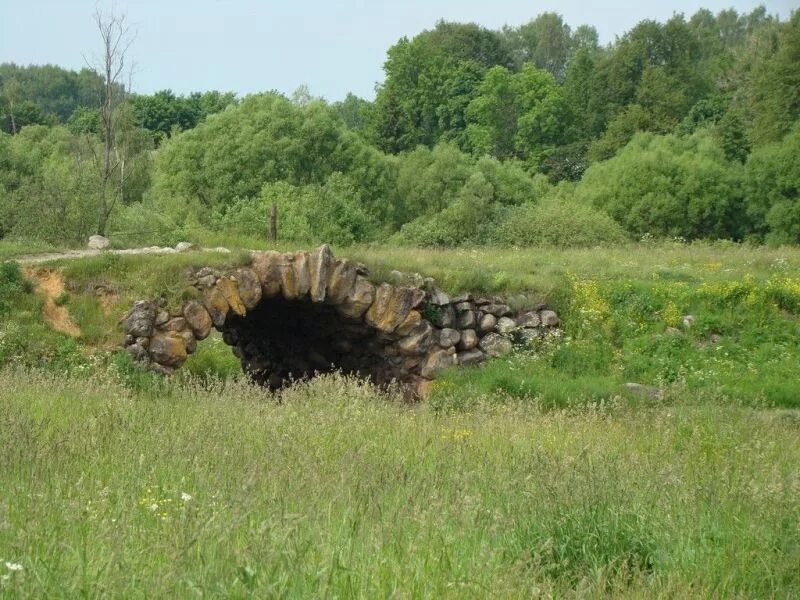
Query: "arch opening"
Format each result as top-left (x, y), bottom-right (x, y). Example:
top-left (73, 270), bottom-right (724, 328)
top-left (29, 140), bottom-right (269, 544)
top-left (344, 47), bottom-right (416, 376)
top-left (221, 296), bottom-right (396, 390)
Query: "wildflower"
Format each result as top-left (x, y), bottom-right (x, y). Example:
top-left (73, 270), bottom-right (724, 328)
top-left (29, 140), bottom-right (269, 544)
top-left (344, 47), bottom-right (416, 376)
top-left (149, 503), bottom-right (159, 512)
top-left (4, 562), bottom-right (23, 572)
top-left (181, 492), bottom-right (193, 502)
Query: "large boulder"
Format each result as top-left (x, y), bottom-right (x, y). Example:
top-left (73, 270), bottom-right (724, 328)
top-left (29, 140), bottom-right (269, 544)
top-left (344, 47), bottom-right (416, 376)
top-left (281, 252), bottom-right (311, 300)
top-left (421, 348), bottom-right (456, 378)
top-left (397, 322), bottom-right (434, 356)
top-left (251, 251), bottom-right (283, 298)
top-left (121, 300), bottom-right (156, 338)
top-left (457, 349), bottom-right (485, 366)
top-left (183, 301), bottom-right (212, 340)
top-left (149, 333), bottom-right (188, 367)
top-left (308, 244), bottom-right (333, 303)
top-left (234, 268), bottom-right (262, 310)
top-left (428, 288), bottom-right (450, 306)
top-left (325, 259), bottom-right (358, 305)
top-left (203, 287), bottom-right (229, 328)
top-left (438, 328), bottom-right (461, 349)
top-left (479, 333), bottom-right (513, 358)
top-left (396, 310), bottom-right (422, 336)
top-left (338, 276), bottom-right (375, 319)
top-left (458, 329), bottom-right (478, 351)
top-left (365, 284), bottom-right (415, 333)
top-left (88, 235), bottom-right (110, 250)
top-left (216, 278), bottom-right (246, 317)
top-left (517, 312), bottom-right (541, 328)
top-left (496, 317), bottom-right (517, 335)
top-left (478, 313), bottom-right (497, 334)
top-left (457, 310), bottom-right (476, 329)
top-left (539, 310), bottom-right (560, 327)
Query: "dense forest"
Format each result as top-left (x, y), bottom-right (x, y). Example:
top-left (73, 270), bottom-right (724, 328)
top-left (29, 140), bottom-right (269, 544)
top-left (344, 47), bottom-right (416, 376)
top-left (1, 6), bottom-right (798, 247)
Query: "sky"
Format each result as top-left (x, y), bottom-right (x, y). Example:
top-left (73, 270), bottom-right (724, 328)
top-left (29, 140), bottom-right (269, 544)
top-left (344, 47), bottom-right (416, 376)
top-left (1, 0), bottom-right (796, 101)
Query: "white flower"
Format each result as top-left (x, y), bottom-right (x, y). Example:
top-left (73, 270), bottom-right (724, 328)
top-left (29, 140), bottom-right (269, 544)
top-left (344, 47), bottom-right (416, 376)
top-left (181, 492), bottom-right (193, 502)
top-left (4, 562), bottom-right (23, 572)
top-left (149, 503), bottom-right (159, 512)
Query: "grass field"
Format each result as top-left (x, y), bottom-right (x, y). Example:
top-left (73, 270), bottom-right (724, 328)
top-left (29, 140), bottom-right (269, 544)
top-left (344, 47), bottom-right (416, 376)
top-left (1, 239), bottom-right (800, 597)
top-left (1, 371), bottom-right (798, 598)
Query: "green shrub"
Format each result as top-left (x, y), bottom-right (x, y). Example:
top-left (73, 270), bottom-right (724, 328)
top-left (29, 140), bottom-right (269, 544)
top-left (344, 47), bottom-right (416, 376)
top-left (394, 172), bottom-right (501, 246)
top-left (492, 194), bottom-right (629, 247)
top-left (576, 131), bottom-right (746, 240)
top-left (0, 261), bottom-right (30, 314)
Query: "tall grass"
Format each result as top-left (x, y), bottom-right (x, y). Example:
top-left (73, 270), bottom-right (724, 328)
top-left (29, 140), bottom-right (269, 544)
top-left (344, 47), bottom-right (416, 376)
top-left (0, 370), bottom-right (798, 598)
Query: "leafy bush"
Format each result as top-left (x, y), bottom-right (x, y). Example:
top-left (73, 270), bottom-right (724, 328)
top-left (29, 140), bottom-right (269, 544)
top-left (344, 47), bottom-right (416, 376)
top-left (217, 175), bottom-right (380, 246)
top-left (744, 128), bottom-right (800, 244)
top-left (107, 202), bottom-right (186, 247)
top-left (394, 172), bottom-right (501, 246)
top-left (149, 93), bottom-right (397, 227)
top-left (576, 131), bottom-right (746, 240)
top-left (0, 261), bottom-right (30, 314)
top-left (492, 193), bottom-right (629, 248)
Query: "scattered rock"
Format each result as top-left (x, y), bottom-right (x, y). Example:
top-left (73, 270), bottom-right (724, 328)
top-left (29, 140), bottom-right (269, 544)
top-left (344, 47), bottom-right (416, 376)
top-left (87, 235), bottom-right (110, 250)
top-left (479, 333), bottom-right (513, 358)
top-left (682, 315), bottom-right (695, 329)
top-left (154, 310), bottom-right (170, 327)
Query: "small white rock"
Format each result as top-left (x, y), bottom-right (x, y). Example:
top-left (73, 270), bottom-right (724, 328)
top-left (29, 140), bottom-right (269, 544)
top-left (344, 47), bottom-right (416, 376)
top-left (175, 241), bottom-right (196, 252)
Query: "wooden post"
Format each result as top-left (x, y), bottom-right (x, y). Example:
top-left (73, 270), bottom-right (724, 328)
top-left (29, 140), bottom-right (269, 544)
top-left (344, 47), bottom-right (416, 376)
top-left (269, 201), bottom-right (278, 243)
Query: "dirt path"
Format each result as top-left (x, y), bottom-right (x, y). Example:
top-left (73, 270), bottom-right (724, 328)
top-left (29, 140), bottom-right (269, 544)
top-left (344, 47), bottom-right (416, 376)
top-left (25, 268), bottom-right (81, 337)
top-left (14, 245), bottom-right (234, 265)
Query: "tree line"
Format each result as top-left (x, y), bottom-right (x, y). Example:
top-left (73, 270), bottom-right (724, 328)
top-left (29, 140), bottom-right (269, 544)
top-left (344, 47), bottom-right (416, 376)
top-left (0, 6), bottom-right (798, 247)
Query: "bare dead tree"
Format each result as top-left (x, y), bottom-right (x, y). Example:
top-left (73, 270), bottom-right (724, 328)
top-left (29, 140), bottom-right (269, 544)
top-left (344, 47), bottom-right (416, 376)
top-left (85, 8), bottom-right (136, 236)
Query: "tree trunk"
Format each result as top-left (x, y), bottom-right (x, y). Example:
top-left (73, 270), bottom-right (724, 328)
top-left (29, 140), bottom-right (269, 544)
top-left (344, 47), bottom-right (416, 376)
top-left (269, 201), bottom-right (278, 243)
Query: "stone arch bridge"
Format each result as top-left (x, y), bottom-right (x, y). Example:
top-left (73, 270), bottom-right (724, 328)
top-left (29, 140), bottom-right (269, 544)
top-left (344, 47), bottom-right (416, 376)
top-left (121, 245), bottom-right (560, 396)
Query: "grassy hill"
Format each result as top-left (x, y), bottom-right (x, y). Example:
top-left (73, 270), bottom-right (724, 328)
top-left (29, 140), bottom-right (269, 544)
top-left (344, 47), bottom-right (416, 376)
top-left (1, 240), bottom-right (799, 596)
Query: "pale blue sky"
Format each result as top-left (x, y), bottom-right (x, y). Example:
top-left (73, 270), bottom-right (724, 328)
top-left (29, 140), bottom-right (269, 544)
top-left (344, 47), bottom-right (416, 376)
top-left (1, 1), bottom-right (795, 101)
